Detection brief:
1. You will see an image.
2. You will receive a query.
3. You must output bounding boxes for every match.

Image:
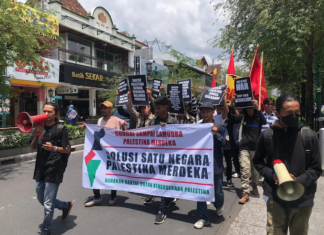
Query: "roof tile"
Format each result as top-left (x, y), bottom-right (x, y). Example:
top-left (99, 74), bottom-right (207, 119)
top-left (51, 0), bottom-right (88, 17)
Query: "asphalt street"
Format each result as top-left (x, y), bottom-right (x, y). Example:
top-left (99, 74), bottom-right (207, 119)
top-left (0, 151), bottom-right (243, 235)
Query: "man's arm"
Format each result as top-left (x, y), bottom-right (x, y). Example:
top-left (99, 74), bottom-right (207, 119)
top-left (214, 124), bottom-right (228, 148)
top-left (258, 110), bottom-right (267, 125)
top-left (126, 90), bottom-right (140, 122)
top-left (253, 131), bottom-right (274, 181)
top-left (296, 132), bottom-right (322, 188)
top-left (227, 108), bottom-right (244, 123)
top-left (147, 87), bottom-right (155, 102)
top-left (221, 90), bottom-right (229, 120)
top-left (30, 126), bottom-right (42, 150)
top-left (30, 135), bottom-right (39, 150)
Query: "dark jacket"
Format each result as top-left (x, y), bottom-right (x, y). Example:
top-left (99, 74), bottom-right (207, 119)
top-left (198, 121), bottom-right (229, 173)
top-left (228, 109), bottom-right (267, 151)
top-left (253, 121), bottom-right (322, 208)
top-left (226, 107), bottom-right (240, 149)
top-left (149, 113), bottom-right (178, 126)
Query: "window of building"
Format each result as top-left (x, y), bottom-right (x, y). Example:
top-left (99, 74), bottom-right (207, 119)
top-left (96, 49), bottom-right (114, 70)
top-left (68, 35), bottom-right (91, 55)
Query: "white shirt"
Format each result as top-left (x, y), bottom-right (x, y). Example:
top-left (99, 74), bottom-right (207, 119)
top-left (198, 114), bottom-right (226, 126)
top-left (262, 112), bottom-right (277, 131)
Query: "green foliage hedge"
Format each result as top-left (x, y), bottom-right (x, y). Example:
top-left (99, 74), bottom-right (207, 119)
top-left (0, 124), bottom-right (85, 151)
top-left (0, 130), bottom-right (30, 150)
top-left (64, 124), bottom-right (85, 140)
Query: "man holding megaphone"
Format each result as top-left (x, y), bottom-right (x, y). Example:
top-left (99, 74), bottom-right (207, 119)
top-left (253, 94), bottom-right (322, 235)
top-left (26, 102), bottom-right (75, 235)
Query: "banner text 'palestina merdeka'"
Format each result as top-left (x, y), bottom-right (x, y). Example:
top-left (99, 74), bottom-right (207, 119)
top-left (82, 124), bottom-right (215, 202)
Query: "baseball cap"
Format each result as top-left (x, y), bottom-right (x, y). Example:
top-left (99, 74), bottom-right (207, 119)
top-left (99, 101), bottom-right (113, 108)
top-left (198, 102), bottom-right (215, 110)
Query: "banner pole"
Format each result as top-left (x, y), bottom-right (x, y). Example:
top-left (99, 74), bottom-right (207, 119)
top-left (248, 44), bottom-right (259, 77)
top-left (259, 52), bottom-right (264, 110)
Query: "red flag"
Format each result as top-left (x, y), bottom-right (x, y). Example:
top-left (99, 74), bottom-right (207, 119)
top-left (227, 50), bottom-right (235, 75)
top-left (249, 47), bottom-right (260, 94)
top-left (255, 53), bottom-right (267, 109)
top-left (211, 68), bottom-right (217, 88)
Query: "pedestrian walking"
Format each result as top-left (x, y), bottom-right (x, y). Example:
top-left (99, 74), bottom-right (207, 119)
top-left (253, 94), bottom-right (322, 235)
top-left (83, 100), bottom-right (128, 207)
top-left (194, 102), bottom-right (228, 229)
top-left (262, 97), bottom-right (277, 131)
top-left (227, 98), bottom-right (267, 204)
top-left (66, 104), bottom-right (82, 126)
top-left (148, 96), bottom-right (178, 225)
top-left (30, 102), bottom-right (74, 235)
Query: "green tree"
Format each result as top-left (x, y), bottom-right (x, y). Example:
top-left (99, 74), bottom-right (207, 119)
top-left (0, 0), bottom-right (56, 95)
top-left (97, 75), bottom-right (124, 106)
top-left (167, 49), bottom-right (204, 97)
top-left (212, 0), bottom-right (324, 125)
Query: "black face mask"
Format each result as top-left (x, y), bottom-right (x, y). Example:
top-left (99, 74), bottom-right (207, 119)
top-left (281, 114), bottom-right (299, 128)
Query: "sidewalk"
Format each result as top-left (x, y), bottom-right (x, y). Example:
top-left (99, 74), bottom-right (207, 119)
top-left (226, 176), bottom-right (324, 235)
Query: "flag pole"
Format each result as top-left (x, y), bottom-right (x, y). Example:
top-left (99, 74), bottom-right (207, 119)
top-left (248, 44), bottom-right (259, 77)
top-left (259, 52), bottom-right (264, 110)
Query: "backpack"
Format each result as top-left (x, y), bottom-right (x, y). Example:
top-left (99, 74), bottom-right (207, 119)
top-left (56, 124), bottom-right (71, 161)
top-left (263, 127), bottom-right (313, 166)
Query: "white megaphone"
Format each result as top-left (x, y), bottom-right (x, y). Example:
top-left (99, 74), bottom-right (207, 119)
top-left (273, 159), bottom-right (305, 201)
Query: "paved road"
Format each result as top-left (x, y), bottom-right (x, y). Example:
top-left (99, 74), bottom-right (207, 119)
top-left (0, 151), bottom-right (243, 235)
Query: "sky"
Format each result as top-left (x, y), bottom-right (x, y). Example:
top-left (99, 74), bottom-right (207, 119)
top-left (77, 0), bottom-right (228, 65)
top-left (19, 0), bottom-right (230, 66)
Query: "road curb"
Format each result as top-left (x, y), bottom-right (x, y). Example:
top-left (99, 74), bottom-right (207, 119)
top-left (0, 144), bottom-right (84, 166)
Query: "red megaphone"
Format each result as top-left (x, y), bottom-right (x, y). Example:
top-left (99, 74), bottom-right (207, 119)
top-left (17, 112), bottom-right (48, 133)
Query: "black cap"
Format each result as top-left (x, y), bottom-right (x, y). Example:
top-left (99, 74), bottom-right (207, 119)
top-left (198, 102), bottom-right (215, 110)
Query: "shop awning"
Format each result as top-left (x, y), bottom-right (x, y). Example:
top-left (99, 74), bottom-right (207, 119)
top-left (11, 78), bottom-right (59, 88)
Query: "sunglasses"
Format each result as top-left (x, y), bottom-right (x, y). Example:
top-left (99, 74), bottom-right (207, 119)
top-left (265, 104), bottom-right (274, 107)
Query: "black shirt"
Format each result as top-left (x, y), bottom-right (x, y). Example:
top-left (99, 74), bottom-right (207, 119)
top-left (228, 109), bottom-right (267, 151)
top-left (30, 123), bottom-right (70, 183)
top-left (154, 116), bottom-right (168, 125)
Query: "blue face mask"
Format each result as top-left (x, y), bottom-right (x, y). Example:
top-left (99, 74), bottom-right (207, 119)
top-left (281, 114), bottom-right (299, 128)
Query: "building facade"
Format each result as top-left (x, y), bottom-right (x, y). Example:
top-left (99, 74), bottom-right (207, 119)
top-left (47, 0), bottom-right (138, 118)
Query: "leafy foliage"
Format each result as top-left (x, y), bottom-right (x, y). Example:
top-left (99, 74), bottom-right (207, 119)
top-left (0, 131), bottom-right (30, 150)
top-left (212, 0), bottom-right (324, 124)
top-left (64, 124), bottom-right (85, 140)
top-left (97, 74), bottom-right (126, 105)
top-left (167, 50), bottom-right (204, 97)
top-left (0, 0), bottom-right (59, 96)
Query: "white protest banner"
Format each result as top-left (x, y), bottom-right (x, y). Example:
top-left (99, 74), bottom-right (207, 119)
top-left (82, 124), bottom-right (215, 202)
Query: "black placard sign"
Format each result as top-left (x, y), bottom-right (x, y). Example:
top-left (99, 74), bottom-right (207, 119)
top-left (167, 84), bottom-right (185, 114)
top-left (234, 77), bottom-right (254, 108)
top-left (177, 79), bottom-right (192, 102)
top-left (115, 79), bottom-right (129, 107)
top-left (152, 79), bottom-right (163, 98)
top-left (128, 75), bottom-right (149, 106)
top-left (200, 85), bottom-right (228, 105)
